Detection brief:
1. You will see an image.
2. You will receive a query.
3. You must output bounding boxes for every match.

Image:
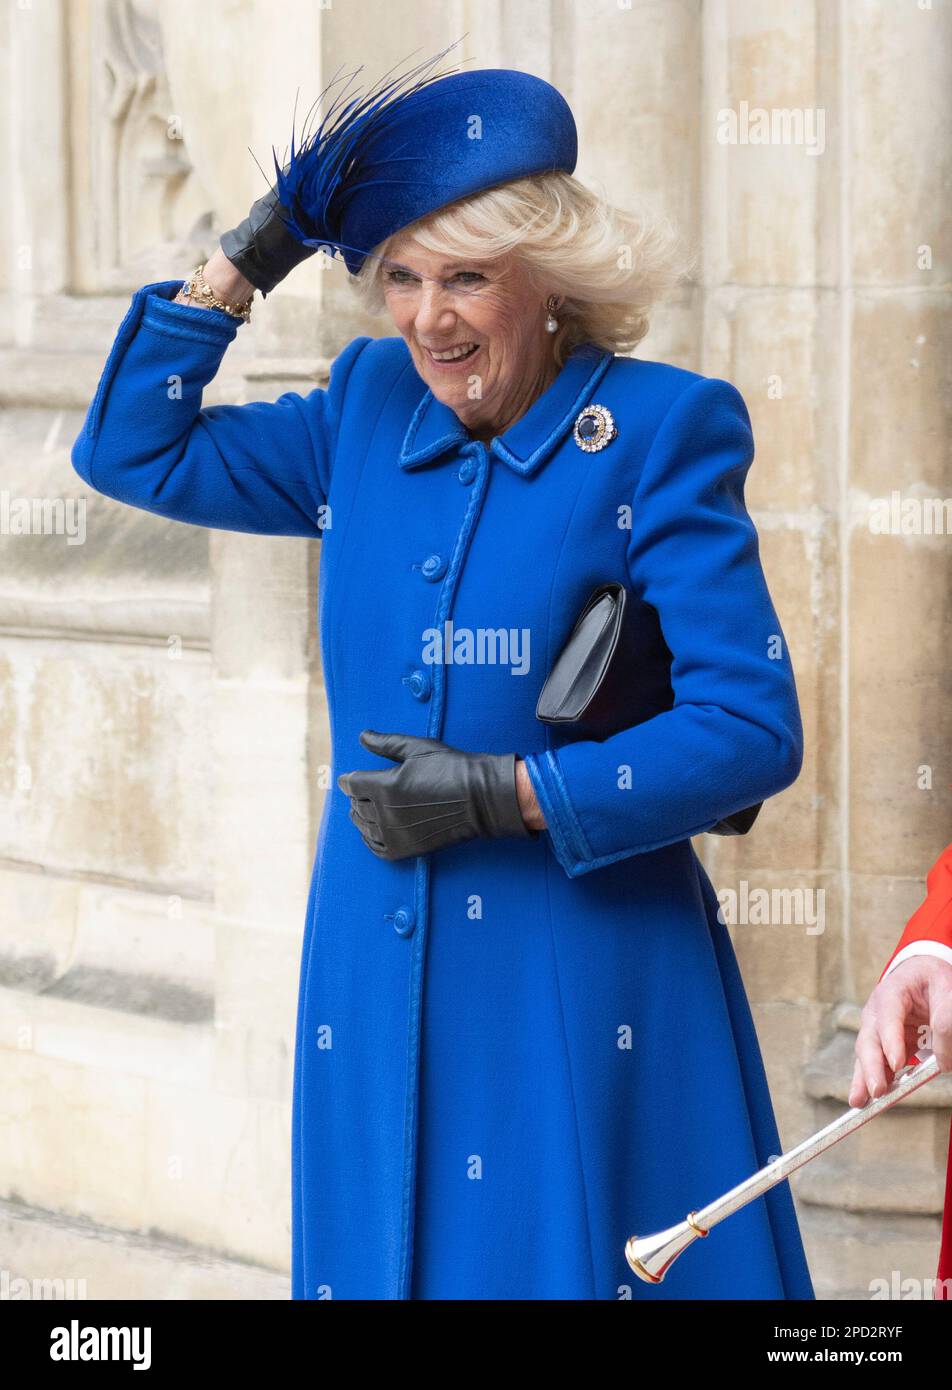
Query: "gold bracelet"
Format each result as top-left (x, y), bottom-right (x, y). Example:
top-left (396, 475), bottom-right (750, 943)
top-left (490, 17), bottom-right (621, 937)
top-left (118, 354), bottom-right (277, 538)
top-left (180, 263), bottom-right (254, 323)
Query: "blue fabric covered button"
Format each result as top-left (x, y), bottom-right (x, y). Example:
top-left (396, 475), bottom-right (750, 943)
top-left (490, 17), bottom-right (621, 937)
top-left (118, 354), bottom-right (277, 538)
top-left (390, 906), bottom-right (416, 938)
top-left (420, 554), bottom-right (446, 580)
top-left (403, 668), bottom-right (432, 701)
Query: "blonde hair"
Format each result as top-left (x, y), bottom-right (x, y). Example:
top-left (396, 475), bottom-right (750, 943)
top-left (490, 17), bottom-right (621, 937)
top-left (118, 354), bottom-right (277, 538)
top-left (348, 171), bottom-right (693, 367)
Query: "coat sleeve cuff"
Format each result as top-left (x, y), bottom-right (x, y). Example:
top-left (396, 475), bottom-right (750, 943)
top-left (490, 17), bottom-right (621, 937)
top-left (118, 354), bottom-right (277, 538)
top-left (522, 749), bottom-right (593, 877)
top-left (141, 280), bottom-right (243, 344)
top-left (523, 745), bottom-right (724, 878)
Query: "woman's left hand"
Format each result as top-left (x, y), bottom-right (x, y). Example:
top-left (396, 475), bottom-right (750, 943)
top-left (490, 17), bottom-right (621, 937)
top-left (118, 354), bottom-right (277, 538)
top-left (338, 730), bottom-right (539, 861)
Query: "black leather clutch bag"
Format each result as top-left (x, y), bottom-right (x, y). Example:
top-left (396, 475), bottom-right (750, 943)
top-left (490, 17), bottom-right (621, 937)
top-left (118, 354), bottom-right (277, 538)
top-left (535, 581), bottom-right (762, 837)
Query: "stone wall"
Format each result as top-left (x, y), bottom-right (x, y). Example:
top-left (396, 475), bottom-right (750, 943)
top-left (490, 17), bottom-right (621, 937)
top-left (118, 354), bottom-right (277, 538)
top-left (0, 0), bottom-right (948, 1300)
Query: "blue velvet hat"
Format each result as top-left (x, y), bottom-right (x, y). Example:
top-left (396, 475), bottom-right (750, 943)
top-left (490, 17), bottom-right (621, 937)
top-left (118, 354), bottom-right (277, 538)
top-left (271, 42), bottom-right (578, 275)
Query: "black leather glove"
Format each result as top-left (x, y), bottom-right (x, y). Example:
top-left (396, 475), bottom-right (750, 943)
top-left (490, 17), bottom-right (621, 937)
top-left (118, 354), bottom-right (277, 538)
top-left (337, 730), bottom-right (538, 861)
top-left (219, 176), bottom-right (317, 296)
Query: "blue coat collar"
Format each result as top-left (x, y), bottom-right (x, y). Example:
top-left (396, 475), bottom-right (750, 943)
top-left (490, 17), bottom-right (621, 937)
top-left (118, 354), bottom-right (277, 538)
top-left (399, 342), bottom-right (614, 477)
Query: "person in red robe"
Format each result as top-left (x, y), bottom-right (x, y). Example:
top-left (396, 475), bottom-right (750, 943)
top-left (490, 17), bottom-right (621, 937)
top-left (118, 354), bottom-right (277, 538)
top-left (852, 843), bottom-right (952, 1298)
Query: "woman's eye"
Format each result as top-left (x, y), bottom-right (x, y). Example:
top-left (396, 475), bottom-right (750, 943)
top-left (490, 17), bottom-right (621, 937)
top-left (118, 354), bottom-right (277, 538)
top-left (384, 269), bottom-right (485, 287)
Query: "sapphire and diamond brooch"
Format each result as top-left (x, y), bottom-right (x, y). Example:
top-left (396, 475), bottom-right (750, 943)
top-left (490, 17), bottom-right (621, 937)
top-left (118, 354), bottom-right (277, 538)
top-left (573, 404), bottom-right (617, 452)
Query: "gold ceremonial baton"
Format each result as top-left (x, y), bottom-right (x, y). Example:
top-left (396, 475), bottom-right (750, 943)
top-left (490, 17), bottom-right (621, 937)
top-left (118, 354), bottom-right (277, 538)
top-left (625, 1050), bottom-right (942, 1284)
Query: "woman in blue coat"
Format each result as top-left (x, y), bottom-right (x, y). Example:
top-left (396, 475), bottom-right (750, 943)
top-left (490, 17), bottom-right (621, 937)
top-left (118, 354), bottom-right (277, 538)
top-left (71, 52), bottom-right (815, 1300)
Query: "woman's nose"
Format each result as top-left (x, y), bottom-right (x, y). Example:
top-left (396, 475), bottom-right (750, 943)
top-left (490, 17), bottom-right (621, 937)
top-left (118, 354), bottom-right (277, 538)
top-left (413, 280), bottom-right (457, 332)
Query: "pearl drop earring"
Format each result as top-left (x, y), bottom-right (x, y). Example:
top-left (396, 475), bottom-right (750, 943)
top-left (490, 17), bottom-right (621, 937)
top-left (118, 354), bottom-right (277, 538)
top-left (545, 295), bottom-right (560, 334)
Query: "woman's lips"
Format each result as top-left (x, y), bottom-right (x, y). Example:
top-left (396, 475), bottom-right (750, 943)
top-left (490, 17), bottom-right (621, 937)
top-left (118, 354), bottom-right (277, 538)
top-left (424, 343), bottom-right (481, 371)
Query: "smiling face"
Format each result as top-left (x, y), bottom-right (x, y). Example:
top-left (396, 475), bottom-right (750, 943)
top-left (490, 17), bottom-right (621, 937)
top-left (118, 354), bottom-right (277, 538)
top-left (380, 233), bottom-right (561, 440)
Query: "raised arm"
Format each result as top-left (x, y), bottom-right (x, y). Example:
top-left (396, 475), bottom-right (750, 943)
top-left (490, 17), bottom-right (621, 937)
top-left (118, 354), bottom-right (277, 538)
top-left (71, 156), bottom-right (369, 537)
top-left (71, 264), bottom-right (370, 537)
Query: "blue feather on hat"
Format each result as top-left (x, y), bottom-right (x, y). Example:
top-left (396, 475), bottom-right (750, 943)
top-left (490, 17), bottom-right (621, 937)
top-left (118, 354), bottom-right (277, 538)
top-left (271, 39), bottom-right (467, 262)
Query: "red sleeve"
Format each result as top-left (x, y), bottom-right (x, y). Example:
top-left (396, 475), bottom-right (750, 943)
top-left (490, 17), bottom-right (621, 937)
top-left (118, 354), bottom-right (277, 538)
top-left (874, 847), bottom-right (952, 1297)
top-left (878, 843), bottom-right (952, 983)
top-left (938, 1114), bottom-right (952, 1298)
